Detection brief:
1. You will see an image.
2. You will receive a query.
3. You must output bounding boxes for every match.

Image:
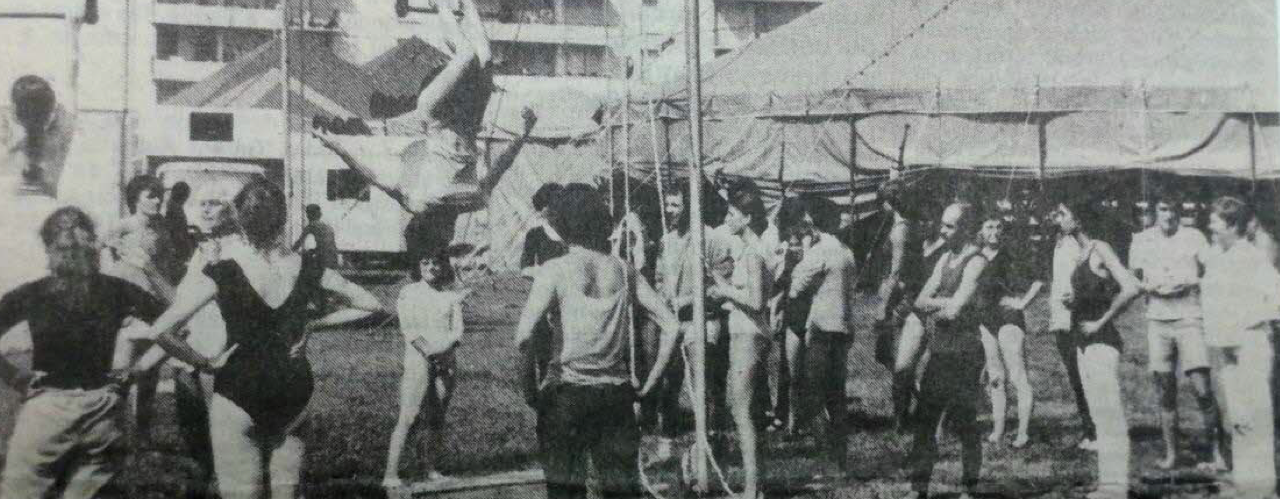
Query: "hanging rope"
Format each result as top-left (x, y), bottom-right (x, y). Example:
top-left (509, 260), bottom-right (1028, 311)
top-left (838, 0), bottom-right (965, 88)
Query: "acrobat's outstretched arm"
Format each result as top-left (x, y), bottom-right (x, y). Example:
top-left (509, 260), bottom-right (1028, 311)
top-left (312, 130), bottom-right (410, 211)
top-left (480, 107), bottom-right (538, 196)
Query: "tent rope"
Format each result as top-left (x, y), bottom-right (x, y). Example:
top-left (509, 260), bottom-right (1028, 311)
top-left (839, 0), bottom-right (965, 88)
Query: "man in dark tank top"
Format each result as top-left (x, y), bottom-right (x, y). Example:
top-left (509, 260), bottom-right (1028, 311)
top-left (901, 202), bottom-right (989, 499)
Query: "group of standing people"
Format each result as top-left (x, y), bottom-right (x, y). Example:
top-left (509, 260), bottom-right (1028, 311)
top-left (0, 176), bottom-right (386, 499)
top-left (507, 172), bottom-right (1280, 499)
top-left (881, 185), bottom-right (1280, 499)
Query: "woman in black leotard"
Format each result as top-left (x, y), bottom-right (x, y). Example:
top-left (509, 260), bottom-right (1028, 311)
top-left (137, 180), bottom-right (386, 498)
top-left (1050, 198), bottom-right (1139, 499)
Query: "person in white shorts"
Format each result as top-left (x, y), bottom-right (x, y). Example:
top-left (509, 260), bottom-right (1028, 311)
top-left (1129, 190), bottom-right (1223, 471)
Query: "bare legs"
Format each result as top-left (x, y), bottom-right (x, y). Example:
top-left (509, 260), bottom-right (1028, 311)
top-left (208, 394), bottom-right (305, 499)
top-left (385, 349), bottom-right (454, 486)
top-left (728, 334), bottom-right (768, 498)
top-left (783, 326), bottom-right (805, 432)
top-left (1154, 369), bottom-right (1224, 470)
top-left (892, 314), bottom-right (928, 430)
top-left (980, 324), bottom-right (1033, 447)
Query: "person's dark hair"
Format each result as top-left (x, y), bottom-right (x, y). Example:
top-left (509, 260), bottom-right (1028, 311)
top-left (306, 203), bottom-right (322, 221)
top-left (1211, 196), bottom-right (1253, 236)
top-left (234, 179), bottom-right (287, 251)
top-left (410, 249), bottom-right (457, 285)
top-left (40, 206), bottom-right (96, 247)
top-left (170, 181), bottom-right (191, 205)
top-left (804, 195), bottom-right (842, 234)
top-left (878, 180), bottom-right (923, 221)
top-left (726, 179), bottom-right (767, 236)
top-left (549, 183), bottom-right (611, 252)
top-left (1147, 187), bottom-right (1185, 219)
top-left (125, 175), bottom-right (165, 214)
top-left (1052, 192), bottom-right (1107, 239)
top-left (532, 183), bottom-right (562, 212)
top-left (775, 196), bottom-right (807, 234)
top-left (11, 75), bottom-right (56, 178)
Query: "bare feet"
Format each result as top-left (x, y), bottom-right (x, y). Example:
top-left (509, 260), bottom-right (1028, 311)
top-left (425, 471), bottom-right (452, 481)
top-left (987, 430), bottom-right (1004, 445)
top-left (1011, 433), bottom-right (1030, 448)
top-left (381, 476), bottom-right (404, 489)
top-left (1155, 453), bottom-right (1176, 470)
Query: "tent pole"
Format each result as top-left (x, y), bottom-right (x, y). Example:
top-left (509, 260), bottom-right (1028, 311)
top-left (609, 124), bottom-right (616, 215)
top-left (685, 0), bottom-right (710, 491)
top-left (849, 117), bottom-right (858, 218)
top-left (281, 3), bottom-right (294, 243)
top-left (651, 104), bottom-right (669, 232)
top-left (1034, 78), bottom-right (1046, 194)
top-left (1251, 113), bottom-right (1259, 199)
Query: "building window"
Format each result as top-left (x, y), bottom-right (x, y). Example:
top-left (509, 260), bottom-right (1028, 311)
top-left (190, 112), bottom-right (234, 142)
top-left (327, 170), bottom-right (370, 201)
top-left (221, 28), bottom-right (271, 62)
top-left (191, 27), bottom-right (219, 62)
top-left (156, 25), bottom-right (180, 60)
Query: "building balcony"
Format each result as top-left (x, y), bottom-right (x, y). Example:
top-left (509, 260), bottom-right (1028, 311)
top-left (154, 58), bottom-right (226, 82)
top-left (482, 20), bottom-right (616, 46)
top-left (154, 2), bottom-right (282, 29)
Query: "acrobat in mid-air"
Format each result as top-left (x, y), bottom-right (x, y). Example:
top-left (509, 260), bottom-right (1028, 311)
top-left (314, 0), bottom-right (538, 260)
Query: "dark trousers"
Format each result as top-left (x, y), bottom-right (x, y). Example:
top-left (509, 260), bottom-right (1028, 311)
top-left (537, 383), bottom-right (641, 499)
top-left (771, 326), bottom-right (792, 424)
top-left (1053, 330), bottom-right (1097, 440)
top-left (908, 352), bottom-right (984, 493)
top-left (804, 328), bottom-right (851, 466)
top-left (174, 371), bottom-right (216, 496)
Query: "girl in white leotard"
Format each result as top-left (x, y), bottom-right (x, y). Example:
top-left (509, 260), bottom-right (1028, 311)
top-left (383, 250), bottom-right (470, 489)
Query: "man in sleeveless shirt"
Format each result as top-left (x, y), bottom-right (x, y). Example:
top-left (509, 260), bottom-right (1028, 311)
top-left (902, 203), bottom-right (988, 499)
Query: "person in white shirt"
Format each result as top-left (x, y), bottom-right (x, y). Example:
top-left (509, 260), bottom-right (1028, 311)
top-left (1202, 197), bottom-right (1280, 499)
top-left (384, 250), bottom-right (470, 489)
top-left (1128, 190), bottom-right (1223, 471)
top-left (784, 195), bottom-right (857, 476)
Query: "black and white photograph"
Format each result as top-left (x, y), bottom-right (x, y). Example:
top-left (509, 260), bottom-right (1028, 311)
top-left (0, 0), bottom-right (1278, 498)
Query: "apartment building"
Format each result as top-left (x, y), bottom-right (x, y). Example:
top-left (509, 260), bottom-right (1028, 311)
top-left (150, 0), bottom-right (822, 101)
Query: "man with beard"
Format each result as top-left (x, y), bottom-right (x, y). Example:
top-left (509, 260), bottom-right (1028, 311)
top-left (0, 207), bottom-right (165, 499)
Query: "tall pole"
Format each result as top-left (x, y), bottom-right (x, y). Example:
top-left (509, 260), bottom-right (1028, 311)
top-left (685, 0), bottom-right (709, 490)
top-left (849, 117), bottom-right (857, 219)
top-left (281, 1), bottom-right (293, 241)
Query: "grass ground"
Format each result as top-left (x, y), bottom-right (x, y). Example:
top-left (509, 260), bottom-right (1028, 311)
top-left (0, 271), bottom-right (1253, 498)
